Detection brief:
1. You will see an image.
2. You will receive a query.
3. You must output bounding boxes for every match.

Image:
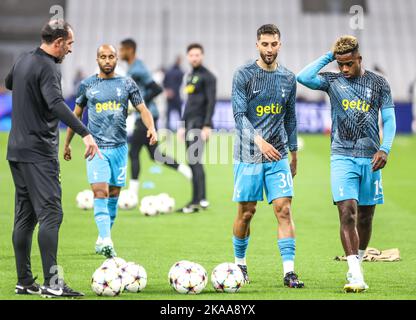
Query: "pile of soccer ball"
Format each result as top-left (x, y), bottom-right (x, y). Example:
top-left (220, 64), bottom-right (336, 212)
top-left (76, 189), bottom-right (175, 214)
top-left (118, 190), bottom-right (175, 215)
top-left (139, 193), bottom-right (175, 216)
top-left (91, 260), bottom-right (245, 296)
top-left (91, 257), bottom-right (147, 296)
top-left (168, 261), bottom-right (245, 294)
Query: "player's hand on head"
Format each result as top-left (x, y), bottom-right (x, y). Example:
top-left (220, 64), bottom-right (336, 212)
top-left (82, 134), bottom-right (102, 161)
top-left (147, 128), bottom-right (158, 145)
top-left (371, 150), bottom-right (388, 171)
top-left (63, 144), bottom-right (72, 161)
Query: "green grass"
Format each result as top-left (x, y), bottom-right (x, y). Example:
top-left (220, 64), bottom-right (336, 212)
top-left (0, 132), bottom-right (415, 300)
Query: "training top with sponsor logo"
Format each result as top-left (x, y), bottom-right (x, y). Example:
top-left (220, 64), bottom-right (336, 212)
top-left (76, 74), bottom-right (143, 148)
top-left (317, 70), bottom-right (394, 158)
top-left (232, 61), bottom-right (297, 163)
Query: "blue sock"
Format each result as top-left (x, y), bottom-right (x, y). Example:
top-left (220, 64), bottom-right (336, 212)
top-left (278, 237), bottom-right (296, 262)
top-left (108, 197), bottom-right (119, 229)
top-left (94, 198), bottom-right (110, 239)
top-left (233, 236), bottom-right (250, 261)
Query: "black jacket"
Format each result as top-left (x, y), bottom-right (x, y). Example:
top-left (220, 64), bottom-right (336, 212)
top-left (5, 47), bottom-right (89, 162)
top-left (183, 65), bottom-right (216, 128)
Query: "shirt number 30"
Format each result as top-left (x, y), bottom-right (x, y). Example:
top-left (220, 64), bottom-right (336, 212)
top-left (277, 172), bottom-right (293, 189)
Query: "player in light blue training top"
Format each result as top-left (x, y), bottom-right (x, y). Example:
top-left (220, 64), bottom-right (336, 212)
top-left (231, 24), bottom-right (304, 288)
top-left (63, 45), bottom-right (157, 258)
top-left (297, 35), bottom-right (396, 292)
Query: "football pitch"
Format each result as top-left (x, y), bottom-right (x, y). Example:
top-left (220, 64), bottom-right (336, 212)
top-left (0, 132), bottom-right (415, 300)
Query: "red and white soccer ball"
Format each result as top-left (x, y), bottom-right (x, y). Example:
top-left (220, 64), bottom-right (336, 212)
top-left (211, 262), bottom-right (245, 293)
top-left (101, 257), bottom-right (127, 270)
top-left (118, 190), bottom-right (138, 210)
top-left (140, 193), bottom-right (175, 216)
top-left (139, 195), bottom-right (159, 216)
top-left (91, 266), bottom-right (123, 296)
top-left (168, 260), bottom-right (208, 294)
top-left (119, 262), bottom-right (147, 293)
top-left (156, 193), bottom-right (175, 214)
top-left (76, 189), bottom-right (94, 210)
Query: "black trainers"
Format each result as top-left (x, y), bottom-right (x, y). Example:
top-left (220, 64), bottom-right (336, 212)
top-left (176, 203), bottom-right (199, 213)
top-left (15, 277), bottom-right (42, 295)
top-left (41, 283), bottom-right (84, 298)
top-left (283, 271), bottom-right (304, 288)
top-left (237, 264), bottom-right (250, 284)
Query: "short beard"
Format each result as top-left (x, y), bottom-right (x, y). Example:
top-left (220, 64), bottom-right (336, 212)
top-left (56, 45), bottom-right (67, 64)
top-left (260, 52), bottom-right (277, 65)
top-left (100, 66), bottom-right (115, 75)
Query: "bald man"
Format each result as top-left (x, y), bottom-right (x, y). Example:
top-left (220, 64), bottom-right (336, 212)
top-left (64, 44), bottom-right (157, 258)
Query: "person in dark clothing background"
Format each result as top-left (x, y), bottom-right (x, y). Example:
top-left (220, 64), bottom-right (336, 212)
top-left (119, 39), bottom-right (192, 198)
top-left (177, 43), bottom-right (216, 213)
top-left (5, 19), bottom-right (100, 298)
top-left (163, 56), bottom-right (184, 131)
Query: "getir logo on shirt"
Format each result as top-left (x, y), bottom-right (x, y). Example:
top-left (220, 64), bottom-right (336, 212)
top-left (342, 99), bottom-right (370, 112)
top-left (256, 103), bottom-right (283, 117)
top-left (96, 101), bottom-right (121, 113)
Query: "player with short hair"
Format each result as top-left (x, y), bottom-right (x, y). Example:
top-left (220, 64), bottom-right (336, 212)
top-left (63, 44), bottom-right (157, 258)
top-left (297, 35), bottom-right (396, 292)
top-left (231, 24), bottom-right (304, 288)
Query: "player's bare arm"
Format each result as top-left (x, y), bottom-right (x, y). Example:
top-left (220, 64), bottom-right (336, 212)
top-left (289, 151), bottom-right (297, 178)
top-left (63, 105), bottom-right (101, 161)
top-left (64, 104), bottom-right (84, 161)
top-left (373, 106), bottom-right (396, 171)
top-left (135, 102), bottom-right (157, 145)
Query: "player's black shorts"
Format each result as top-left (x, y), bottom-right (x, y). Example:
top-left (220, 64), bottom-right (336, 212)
top-left (9, 160), bottom-right (63, 222)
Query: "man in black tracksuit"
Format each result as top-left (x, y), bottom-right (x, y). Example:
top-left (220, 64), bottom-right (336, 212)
top-left (5, 20), bottom-right (100, 298)
top-left (178, 43), bottom-right (216, 213)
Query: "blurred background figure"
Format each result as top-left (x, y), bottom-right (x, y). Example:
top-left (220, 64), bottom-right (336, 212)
top-left (153, 66), bottom-right (167, 129)
top-left (177, 43), bottom-right (216, 213)
top-left (119, 39), bottom-right (192, 198)
top-left (163, 56), bottom-right (184, 131)
top-left (72, 68), bottom-right (85, 96)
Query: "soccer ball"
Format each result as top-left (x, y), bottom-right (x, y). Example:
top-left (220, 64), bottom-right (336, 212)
top-left (211, 263), bottom-right (245, 293)
top-left (91, 266), bottom-right (123, 296)
top-left (76, 189), bottom-right (94, 210)
top-left (120, 262), bottom-right (147, 293)
top-left (168, 260), bottom-right (208, 294)
top-left (118, 190), bottom-right (138, 210)
top-left (101, 257), bottom-right (127, 270)
top-left (139, 196), bottom-right (159, 216)
top-left (156, 193), bottom-right (175, 214)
